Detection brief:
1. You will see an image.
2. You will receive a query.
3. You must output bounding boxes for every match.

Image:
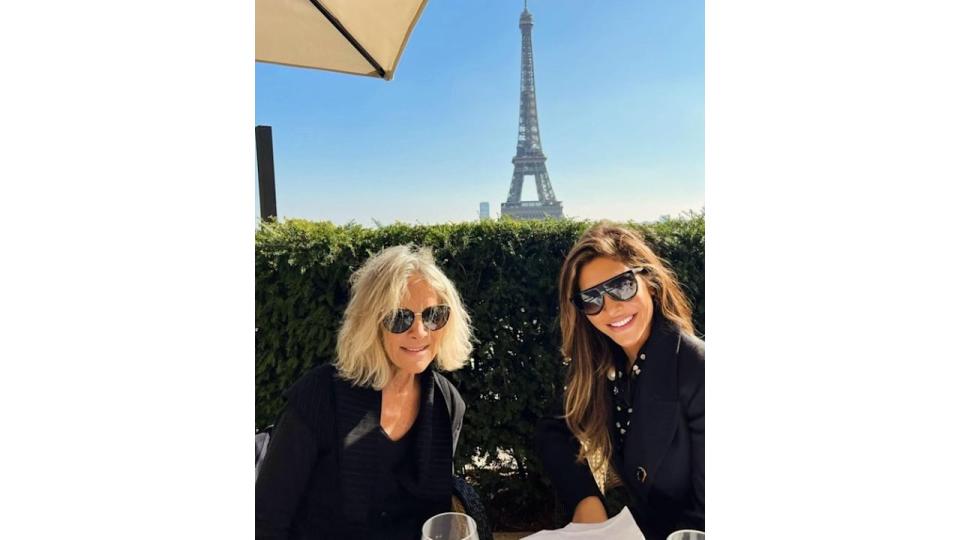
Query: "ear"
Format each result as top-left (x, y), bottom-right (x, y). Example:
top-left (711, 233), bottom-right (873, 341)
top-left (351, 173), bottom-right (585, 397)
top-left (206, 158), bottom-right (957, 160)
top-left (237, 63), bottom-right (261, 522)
top-left (646, 279), bottom-right (662, 305)
top-left (638, 273), bottom-right (658, 294)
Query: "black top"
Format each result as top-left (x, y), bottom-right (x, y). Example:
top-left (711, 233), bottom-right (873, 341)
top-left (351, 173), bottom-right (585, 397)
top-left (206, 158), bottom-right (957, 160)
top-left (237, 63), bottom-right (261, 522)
top-left (609, 337), bottom-right (648, 450)
top-left (372, 421), bottom-right (421, 539)
top-left (535, 312), bottom-right (705, 540)
top-left (255, 363), bottom-right (465, 540)
top-left (377, 423), bottom-right (417, 491)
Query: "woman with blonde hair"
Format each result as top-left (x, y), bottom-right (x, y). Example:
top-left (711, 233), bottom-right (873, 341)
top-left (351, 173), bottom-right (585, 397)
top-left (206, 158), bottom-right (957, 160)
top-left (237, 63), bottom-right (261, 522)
top-left (536, 222), bottom-right (704, 540)
top-left (256, 245), bottom-right (474, 539)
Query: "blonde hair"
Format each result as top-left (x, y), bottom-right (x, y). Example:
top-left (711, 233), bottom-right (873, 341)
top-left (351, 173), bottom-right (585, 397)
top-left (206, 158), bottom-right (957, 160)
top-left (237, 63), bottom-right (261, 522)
top-left (334, 245), bottom-right (474, 389)
top-left (558, 222), bottom-right (695, 468)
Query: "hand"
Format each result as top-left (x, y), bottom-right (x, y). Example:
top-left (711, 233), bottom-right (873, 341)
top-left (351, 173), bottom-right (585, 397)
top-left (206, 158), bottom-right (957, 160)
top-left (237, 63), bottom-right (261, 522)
top-left (571, 496), bottom-right (608, 524)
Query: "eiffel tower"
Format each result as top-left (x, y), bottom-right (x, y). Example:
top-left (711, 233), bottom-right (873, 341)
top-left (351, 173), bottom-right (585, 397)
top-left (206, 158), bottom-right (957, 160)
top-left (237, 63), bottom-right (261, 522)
top-left (501, 1), bottom-right (564, 220)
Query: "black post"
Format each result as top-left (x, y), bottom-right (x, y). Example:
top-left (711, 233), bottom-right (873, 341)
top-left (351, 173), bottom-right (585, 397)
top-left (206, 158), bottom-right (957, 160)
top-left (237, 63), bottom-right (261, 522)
top-left (255, 125), bottom-right (278, 221)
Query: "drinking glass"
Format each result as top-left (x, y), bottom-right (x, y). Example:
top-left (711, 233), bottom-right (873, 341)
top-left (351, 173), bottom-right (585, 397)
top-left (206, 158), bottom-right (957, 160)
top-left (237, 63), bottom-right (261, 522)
top-left (421, 512), bottom-right (479, 540)
top-left (666, 529), bottom-right (705, 540)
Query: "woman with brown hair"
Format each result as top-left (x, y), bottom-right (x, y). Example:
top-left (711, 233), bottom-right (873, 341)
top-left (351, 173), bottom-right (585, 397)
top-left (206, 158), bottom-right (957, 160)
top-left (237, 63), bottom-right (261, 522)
top-left (536, 222), bottom-right (704, 540)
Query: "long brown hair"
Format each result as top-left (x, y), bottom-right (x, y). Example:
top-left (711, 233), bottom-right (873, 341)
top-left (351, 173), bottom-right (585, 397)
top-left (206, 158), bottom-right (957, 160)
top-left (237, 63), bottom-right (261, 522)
top-left (558, 222), bottom-right (695, 466)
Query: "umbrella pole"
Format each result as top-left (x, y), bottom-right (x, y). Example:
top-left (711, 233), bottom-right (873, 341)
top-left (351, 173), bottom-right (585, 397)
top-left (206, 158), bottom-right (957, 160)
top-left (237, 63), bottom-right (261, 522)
top-left (255, 125), bottom-right (278, 221)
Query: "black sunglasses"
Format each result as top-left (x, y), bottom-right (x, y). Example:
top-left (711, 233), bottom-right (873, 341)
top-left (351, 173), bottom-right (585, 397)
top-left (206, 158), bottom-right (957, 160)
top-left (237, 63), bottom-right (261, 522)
top-left (571, 268), bottom-right (645, 316)
top-left (383, 305), bottom-right (451, 334)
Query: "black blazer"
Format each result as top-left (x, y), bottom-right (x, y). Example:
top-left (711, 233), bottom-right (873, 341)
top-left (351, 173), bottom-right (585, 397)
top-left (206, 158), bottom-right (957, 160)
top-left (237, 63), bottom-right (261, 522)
top-left (536, 314), bottom-right (704, 540)
top-left (256, 363), bottom-right (465, 540)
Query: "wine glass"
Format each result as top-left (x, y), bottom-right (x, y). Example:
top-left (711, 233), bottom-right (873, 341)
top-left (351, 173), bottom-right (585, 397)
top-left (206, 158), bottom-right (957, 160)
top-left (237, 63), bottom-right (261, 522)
top-left (666, 529), bottom-right (705, 540)
top-left (421, 512), bottom-right (479, 540)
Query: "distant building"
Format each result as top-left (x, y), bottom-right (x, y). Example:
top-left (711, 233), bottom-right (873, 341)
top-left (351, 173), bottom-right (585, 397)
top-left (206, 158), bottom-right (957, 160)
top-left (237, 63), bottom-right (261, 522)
top-left (479, 202), bottom-right (491, 220)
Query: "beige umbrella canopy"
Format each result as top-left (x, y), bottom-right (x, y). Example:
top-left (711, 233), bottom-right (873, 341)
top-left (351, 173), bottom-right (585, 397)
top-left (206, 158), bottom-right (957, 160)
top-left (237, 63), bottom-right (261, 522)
top-left (255, 0), bottom-right (429, 80)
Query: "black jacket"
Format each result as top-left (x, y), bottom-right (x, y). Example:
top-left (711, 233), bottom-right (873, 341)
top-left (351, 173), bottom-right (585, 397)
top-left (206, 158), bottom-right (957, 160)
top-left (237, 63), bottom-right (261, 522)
top-left (256, 363), bottom-right (465, 539)
top-left (536, 315), bottom-right (705, 540)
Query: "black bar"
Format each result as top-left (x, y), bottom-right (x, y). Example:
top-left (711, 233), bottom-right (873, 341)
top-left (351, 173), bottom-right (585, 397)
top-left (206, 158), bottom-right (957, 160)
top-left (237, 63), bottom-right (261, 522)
top-left (307, 0), bottom-right (386, 78)
top-left (255, 125), bottom-right (278, 221)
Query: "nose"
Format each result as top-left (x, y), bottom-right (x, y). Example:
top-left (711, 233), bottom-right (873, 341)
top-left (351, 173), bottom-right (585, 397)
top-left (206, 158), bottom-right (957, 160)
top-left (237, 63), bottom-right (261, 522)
top-left (407, 315), bottom-right (429, 338)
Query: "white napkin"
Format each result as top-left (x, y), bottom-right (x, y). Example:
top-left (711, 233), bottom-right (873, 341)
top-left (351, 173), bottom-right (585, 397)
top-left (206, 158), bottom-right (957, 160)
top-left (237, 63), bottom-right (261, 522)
top-left (520, 507), bottom-right (645, 539)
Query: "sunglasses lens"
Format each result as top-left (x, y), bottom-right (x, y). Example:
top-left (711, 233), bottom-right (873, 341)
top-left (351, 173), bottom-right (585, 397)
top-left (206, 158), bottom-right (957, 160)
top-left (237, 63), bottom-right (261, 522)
top-left (606, 273), bottom-right (639, 301)
top-left (384, 309), bottom-right (415, 333)
top-left (577, 290), bottom-right (604, 315)
top-left (422, 305), bottom-right (451, 330)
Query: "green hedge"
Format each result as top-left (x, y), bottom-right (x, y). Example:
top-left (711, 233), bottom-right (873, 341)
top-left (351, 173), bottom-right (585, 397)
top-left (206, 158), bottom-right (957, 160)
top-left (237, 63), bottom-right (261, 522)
top-left (255, 212), bottom-right (704, 530)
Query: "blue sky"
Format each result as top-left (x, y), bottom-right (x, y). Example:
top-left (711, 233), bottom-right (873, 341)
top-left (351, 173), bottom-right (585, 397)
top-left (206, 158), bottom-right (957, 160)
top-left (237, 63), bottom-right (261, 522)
top-left (255, 0), bottom-right (703, 225)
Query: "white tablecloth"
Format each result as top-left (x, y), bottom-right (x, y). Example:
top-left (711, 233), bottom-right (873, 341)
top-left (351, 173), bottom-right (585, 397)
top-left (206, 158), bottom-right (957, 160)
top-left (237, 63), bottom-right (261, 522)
top-left (520, 507), bottom-right (644, 539)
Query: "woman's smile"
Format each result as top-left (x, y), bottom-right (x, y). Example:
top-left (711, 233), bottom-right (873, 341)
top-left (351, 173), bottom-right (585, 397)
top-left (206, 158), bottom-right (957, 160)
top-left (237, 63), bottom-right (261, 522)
top-left (607, 313), bottom-right (637, 331)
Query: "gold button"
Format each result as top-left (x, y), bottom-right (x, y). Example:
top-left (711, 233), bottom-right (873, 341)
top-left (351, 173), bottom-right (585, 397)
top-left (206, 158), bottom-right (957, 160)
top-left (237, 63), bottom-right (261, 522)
top-left (635, 466), bottom-right (647, 483)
